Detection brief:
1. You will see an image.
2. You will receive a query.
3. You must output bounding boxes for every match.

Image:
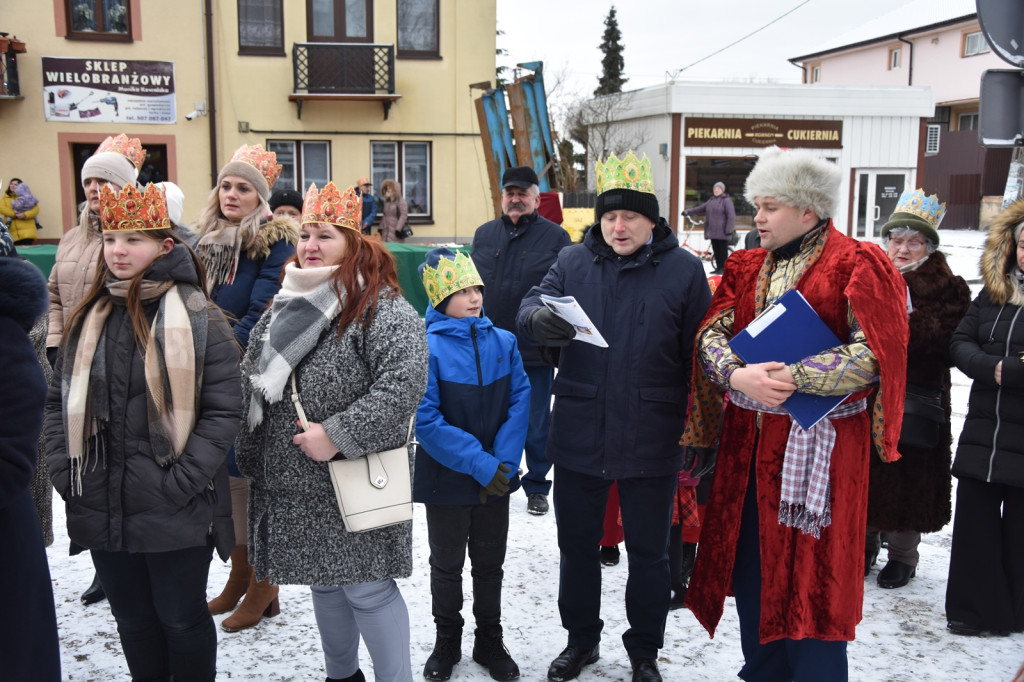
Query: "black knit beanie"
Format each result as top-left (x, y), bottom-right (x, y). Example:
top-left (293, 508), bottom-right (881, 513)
top-left (595, 188), bottom-right (660, 225)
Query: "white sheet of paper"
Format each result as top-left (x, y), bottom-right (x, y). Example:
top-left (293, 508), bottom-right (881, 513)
top-left (539, 294), bottom-right (609, 347)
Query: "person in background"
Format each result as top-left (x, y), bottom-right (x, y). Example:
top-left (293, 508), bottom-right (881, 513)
top-left (44, 183), bottom-right (242, 682)
top-left (269, 188), bottom-right (304, 222)
top-left (473, 166), bottom-right (572, 517)
top-left (357, 177), bottom-right (378, 235)
top-left (518, 152), bottom-right (710, 682)
top-left (194, 144), bottom-right (297, 632)
top-left (379, 179), bottom-right (409, 242)
top-left (236, 182), bottom-right (428, 682)
top-left (683, 146), bottom-right (908, 681)
top-left (46, 133), bottom-right (147, 607)
top-left (866, 190), bottom-right (970, 589)
top-left (0, 240), bottom-right (61, 682)
top-left (415, 248), bottom-right (530, 681)
top-left (0, 178), bottom-right (41, 244)
top-left (682, 181), bottom-right (735, 275)
top-left (946, 197), bottom-right (1024, 637)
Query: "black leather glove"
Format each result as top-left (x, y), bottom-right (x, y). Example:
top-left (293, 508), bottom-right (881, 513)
top-left (681, 209), bottom-right (688, 216)
top-left (46, 346), bottom-right (59, 370)
top-left (682, 445), bottom-right (718, 479)
top-left (529, 308), bottom-right (576, 347)
top-left (479, 463), bottom-right (512, 503)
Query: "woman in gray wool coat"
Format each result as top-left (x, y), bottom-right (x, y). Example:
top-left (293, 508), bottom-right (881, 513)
top-left (236, 182), bottom-right (428, 682)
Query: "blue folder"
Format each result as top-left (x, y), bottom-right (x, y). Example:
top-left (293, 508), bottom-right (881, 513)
top-left (728, 288), bottom-right (848, 430)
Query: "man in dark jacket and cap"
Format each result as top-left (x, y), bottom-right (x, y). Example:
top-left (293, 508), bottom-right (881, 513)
top-left (472, 166), bottom-right (572, 517)
top-left (517, 151), bottom-right (711, 682)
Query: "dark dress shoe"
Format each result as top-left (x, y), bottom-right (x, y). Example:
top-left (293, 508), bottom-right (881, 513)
top-left (864, 547), bottom-right (879, 577)
top-left (947, 621), bottom-right (985, 636)
top-left (600, 545), bottom-right (620, 566)
top-left (547, 645), bottom-right (599, 681)
top-left (630, 657), bottom-right (662, 681)
top-left (876, 560), bottom-right (916, 589)
top-left (81, 573), bottom-right (106, 605)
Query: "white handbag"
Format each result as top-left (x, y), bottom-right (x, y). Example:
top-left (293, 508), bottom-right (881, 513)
top-left (291, 372), bottom-right (414, 532)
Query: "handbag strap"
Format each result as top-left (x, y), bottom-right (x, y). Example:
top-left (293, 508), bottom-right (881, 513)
top-left (290, 370), bottom-right (415, 443)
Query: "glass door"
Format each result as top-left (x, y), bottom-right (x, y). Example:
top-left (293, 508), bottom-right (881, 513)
top-left (853, 170), bottom-right (909, 238)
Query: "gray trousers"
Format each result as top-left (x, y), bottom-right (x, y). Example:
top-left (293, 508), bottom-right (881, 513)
top-left (866, 529), bottom-right (922, 567)
top-left (310, 579), bottom-right (413, 682)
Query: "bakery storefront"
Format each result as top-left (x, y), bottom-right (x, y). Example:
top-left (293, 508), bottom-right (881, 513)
top-left (588, 81), bottom-right (933, 239)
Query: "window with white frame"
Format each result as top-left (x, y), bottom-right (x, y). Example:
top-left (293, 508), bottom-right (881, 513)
top-left (267, 140), bottom-right (330, 193)
top-left (810, 64), bottom-right (821, 83)
top-left (963, 30), bottom-right (991, 57)
top-left (888, 47), bottom-right (901, 70)
top-left (925, 125), bottom-right (941, 155)
top-left (370, 141), bottom-right (432, 218)
top-left (958, 112), bottom-right (979, 131)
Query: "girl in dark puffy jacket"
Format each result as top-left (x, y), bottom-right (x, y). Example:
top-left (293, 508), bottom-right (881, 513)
top-left (44, 183), bottom-right (243, 682)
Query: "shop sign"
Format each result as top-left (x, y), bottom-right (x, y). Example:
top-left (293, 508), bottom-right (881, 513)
top-left (685, 117), bottom-right (843, 149)
top-left (41, 57), bottom-right (176, 124)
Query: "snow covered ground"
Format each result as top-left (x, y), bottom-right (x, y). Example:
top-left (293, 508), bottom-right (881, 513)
top-left (47, 229), bottom-right (1024, 681)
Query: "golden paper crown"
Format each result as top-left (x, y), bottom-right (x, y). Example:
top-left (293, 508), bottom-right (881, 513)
top-left (229, 144), bottom-right (282, 190)
top-left (99, 183), bottom-right (171, 232)
top-left (96, 133), bottom-right (146, 171)
top-left (596, 151), bottom-right (655, 195)
top-left (302, 182), bottom-right (362, 231)
top-left (421, 251), bottom-right (484, 308)
top-left (892, 188), bottom-right (946, 228)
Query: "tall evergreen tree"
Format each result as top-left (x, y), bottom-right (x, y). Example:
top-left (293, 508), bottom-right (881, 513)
top-left (595, 6), bottom-right (627, 96)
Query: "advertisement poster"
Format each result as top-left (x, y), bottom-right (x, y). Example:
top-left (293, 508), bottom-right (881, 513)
top-left (41, 57), bottom-right (176, 124)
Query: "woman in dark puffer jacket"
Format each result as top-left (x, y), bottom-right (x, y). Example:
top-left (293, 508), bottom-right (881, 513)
top-left (946, 197), bottom-right (1024, 637)
top-left (44, 184), bottom-right (242, 681)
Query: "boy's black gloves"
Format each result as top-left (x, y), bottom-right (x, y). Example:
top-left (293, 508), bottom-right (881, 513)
top-left (479, 462), bottom-right (512, 503)
top-left (529, 308), bottom-right (575, 347)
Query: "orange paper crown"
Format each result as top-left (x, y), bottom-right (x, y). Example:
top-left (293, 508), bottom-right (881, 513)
top-left (229, 144), bottom-right (282, 190)
top-left (302, 182), bottom-right (362, 232)
top-left (95, 133), bottom-right (146, 171)
top-left (99, 183), bottom-right (171, 232)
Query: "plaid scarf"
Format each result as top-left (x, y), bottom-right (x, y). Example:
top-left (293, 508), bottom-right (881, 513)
top-left (196, 218), bottom-right (243, 290)
top-left (247, 263), bottom-right (345, 429)
top-left (62, 275), bottom-right (209, 495)
top-left (728, 391), bottom-right (867, 539)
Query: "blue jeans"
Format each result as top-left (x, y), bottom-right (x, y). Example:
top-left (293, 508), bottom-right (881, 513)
top-left (425, 495), bottom-right (510, 638)
top-left (521, 364), bottom-right (554, 496)
top-left (92, 544), bottom-right (216, 682)
top-left (553, 465), bottom-right (676, 660)
top-left (733, 465), bottom-right (847, 681)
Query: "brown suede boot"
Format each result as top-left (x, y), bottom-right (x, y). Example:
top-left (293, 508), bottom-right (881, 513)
top-left (208, 545), bottom-right (249, 615)
top-left (221, 567), bottom-right (280, 632)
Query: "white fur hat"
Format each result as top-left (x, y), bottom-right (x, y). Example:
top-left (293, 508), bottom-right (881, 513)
top-left (156, 182), bottom-right (185, 225)
top-left (743, 146), bottom-right (841, 219)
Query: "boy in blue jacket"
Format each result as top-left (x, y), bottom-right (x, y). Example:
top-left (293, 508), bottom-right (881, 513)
top-left (415, 248), bottom-right (530, 682)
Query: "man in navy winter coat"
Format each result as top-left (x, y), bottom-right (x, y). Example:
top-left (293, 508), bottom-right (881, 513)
top-left (472, 166), bottom-right (572, 517)
top-left (517, 152), bottom-right (711, 682)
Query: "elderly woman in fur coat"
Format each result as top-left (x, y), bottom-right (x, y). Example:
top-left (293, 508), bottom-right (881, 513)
top-left (946, 197), bottom-right (1024, 637)
top-left (865, 191), bottom-right (970, 590)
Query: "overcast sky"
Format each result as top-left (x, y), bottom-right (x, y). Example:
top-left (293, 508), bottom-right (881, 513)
top-left (496, 0), bottom-right (914, 102)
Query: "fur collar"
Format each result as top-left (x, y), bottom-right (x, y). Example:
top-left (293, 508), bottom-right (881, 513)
top-left (981, 199), bottom-right (1024, 306)
top-left (246, 216), bottom-right (298, 261)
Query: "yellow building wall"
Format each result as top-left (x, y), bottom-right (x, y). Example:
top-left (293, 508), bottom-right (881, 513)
top-left (1, 0), bottom-right (496, 241)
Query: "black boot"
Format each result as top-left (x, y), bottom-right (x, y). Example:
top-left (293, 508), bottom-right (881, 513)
top-left (81, 572), bottom-right (106, 605)
top-left (473, 632), bottom-right (520, 680)
top-left (424, 632), bottom-right (462, 681)
top-left (326, 670), bottom-right (365, 682)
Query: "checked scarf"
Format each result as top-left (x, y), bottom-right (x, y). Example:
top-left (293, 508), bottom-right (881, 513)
top-left (728, 391), bottom-right (867, 539)
top-left (247, 262), bottom-right (347, 429)
top-left (196, 218), bottom-right (244, 290)
top-left (62, 275), bottom-right (209, 495)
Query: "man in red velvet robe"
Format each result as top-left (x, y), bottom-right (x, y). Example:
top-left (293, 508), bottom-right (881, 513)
top-left (682, 146), bottom-right (908, 681)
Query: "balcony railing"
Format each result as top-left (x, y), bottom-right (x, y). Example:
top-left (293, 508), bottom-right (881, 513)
top-left (290, 42), bottom-right (400, 119)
